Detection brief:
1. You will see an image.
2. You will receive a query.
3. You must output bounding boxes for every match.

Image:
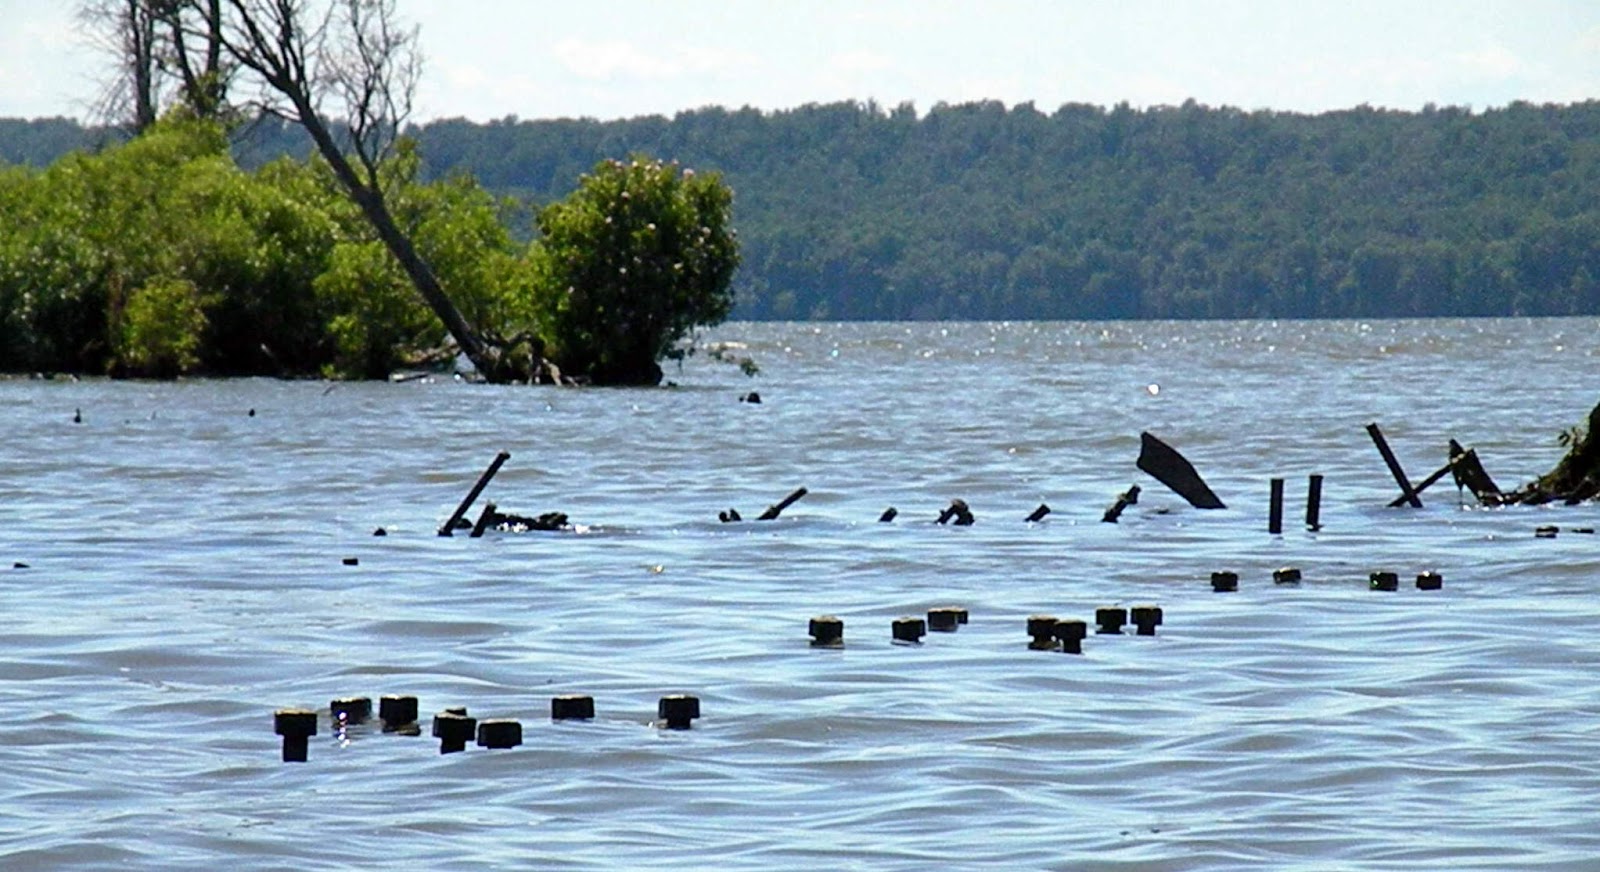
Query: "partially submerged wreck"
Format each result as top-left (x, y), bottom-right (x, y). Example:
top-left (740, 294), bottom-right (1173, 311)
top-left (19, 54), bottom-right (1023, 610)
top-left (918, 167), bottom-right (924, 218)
top-left (1503, 400), bottom-right (1600, 506)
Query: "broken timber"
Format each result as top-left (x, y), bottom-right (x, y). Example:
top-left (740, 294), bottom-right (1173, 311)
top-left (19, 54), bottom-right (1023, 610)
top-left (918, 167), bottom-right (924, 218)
top-left (1449, 439), bottom-right (1504, 505)
top-left (439, 451), bottom-right (511, 536)
top-left (1102, 485), bottom-right (1141, 523)
top-left (937, 499), bottom-right (975, 526)
top-left (1366, 423), bottom-right (1423, 508)
top-left (757, 487), bottom-right (808, 521)
top-left (1136, 432), bottom-right (1225, 509)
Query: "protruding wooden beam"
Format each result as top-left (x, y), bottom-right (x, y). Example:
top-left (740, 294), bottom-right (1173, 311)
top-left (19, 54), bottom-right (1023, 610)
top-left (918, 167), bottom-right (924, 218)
top-left (757, 487), bottom-right (808, 521)
top-left (1102, 485), bottom-right (1141, 523)
top-left (1366, 423), bottom-right (1422, 508)
top-left (1136, 432), bottom-right (1225, 509)
top-left (439, 451), bottom-right (511, 536)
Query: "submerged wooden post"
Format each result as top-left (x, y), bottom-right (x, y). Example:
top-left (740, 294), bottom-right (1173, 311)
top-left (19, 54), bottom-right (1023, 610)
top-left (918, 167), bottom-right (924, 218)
top-left (1366, 423), bottom-right (1422, 508)
top-left (439, 451), bottom-right (512, 536)
top-left (1268, 478), bottom-right (1284, 534)
top-left (937, 499), bottom-right (975, 525)
top-left (470, 502), bottom-right (498, 538)
top-left (1306, 474), bottom-right (1323, 530)
top-left (1388, 459), bottom-right (1455, 507)
top-left (757, 487), bottom-right (808, 521)
top-left (1102, 485), bottom-right (1141, 523)
top-left (1025, 504), bottom-right (1051, 523)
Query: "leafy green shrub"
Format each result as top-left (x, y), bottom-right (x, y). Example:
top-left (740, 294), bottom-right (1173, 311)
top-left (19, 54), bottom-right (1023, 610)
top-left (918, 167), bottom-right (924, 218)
top-left (114, 277), bottom-right (209, 377)
top-left (527, 156), bottom-right (739, 385)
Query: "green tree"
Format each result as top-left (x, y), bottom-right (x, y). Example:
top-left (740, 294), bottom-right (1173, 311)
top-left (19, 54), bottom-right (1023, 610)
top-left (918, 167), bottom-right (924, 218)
top-left (114, 276), bottom-right (209, 376)
top-left (527, 156), bottom-right (739, 385)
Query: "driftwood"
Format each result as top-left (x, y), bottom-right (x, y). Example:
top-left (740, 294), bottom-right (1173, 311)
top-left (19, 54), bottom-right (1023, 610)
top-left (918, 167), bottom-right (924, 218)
top-left (1136, 433), bottom-right (1225, 509)
top-left (1026, 504), bottom-right (1051, 523)
top-left (439, 451), bottom-right (511, 536)
top-left (1504, 401), bottom-right (1600, 505)
top-left (878, 507), bottom-right (898, 523)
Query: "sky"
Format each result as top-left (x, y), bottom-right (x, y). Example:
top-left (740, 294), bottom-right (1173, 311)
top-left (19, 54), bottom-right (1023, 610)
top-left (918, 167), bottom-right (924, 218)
top-left (1, 0), bottom-right (1597, 123)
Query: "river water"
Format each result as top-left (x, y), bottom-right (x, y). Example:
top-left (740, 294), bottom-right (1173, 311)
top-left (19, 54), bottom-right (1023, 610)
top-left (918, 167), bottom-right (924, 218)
top-left (3, 318), bottom-right (1599, 870)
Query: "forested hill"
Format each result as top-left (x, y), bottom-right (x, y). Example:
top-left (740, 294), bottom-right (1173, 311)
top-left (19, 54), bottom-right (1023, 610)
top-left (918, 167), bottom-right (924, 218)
top-left (7, 99), bottom-right (1600, 321)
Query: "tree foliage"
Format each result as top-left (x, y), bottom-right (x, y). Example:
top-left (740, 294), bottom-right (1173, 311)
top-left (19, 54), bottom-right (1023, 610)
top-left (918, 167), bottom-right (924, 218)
top-left (528, 157), bottom-right (738, 385)
top-left (403, 98), bottom-right (1600, 321)
top-left (0, 115), bottom-right (528, 379)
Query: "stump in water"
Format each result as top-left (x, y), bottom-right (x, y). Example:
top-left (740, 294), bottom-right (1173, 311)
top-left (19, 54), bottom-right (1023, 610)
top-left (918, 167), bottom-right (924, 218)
top-left (1506, 401), bottom-right (1600, 505)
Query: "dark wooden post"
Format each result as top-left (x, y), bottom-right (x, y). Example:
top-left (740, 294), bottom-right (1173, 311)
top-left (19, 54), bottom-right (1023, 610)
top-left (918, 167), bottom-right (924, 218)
top-left (1366, 423), bottom-right (1422, 508)
top-left (1306, 474), bottom-right (1323, 530)
top-left (439, 451), bottom-right (511, 536)
top-left (1268, 478), bottom-right (1284, 534)
top-left (757, 487), bottom-right (808, 521)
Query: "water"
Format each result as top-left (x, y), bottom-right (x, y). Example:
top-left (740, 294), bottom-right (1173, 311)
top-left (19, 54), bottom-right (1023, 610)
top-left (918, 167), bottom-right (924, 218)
top-left (3, 318), bottom-right (1599, 870)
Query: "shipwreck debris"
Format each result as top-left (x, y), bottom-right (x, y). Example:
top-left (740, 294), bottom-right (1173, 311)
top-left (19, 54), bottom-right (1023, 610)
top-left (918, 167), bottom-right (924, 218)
top-left (438, 451), bottom-right (511, 536)
top-left (1504, 401), bottom-right (1600, 505)
top-left (936, 499), bottom-right (975, 526)
top-left (1137, 432), bottom-right (1225, 509)
top-left (1101, 485), bottom-right (1140, 523)
top-left (1367, 423), bottom-right (1423, 508)
top-left (757, 487), bottom-right (808, 521)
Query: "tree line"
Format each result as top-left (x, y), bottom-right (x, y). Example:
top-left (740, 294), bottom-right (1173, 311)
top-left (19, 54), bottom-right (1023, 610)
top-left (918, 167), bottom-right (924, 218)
top-left (7, 98), bottom-right (1600, 324)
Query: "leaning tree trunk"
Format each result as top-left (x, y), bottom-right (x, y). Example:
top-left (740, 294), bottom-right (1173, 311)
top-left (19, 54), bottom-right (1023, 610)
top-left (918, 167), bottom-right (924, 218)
top-left (281, 85), bottom-right (508, 381)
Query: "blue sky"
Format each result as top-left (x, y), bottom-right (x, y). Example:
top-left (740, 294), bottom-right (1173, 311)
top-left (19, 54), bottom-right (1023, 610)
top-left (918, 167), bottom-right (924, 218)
top-left (2, 0), bottom-right (1596, 122)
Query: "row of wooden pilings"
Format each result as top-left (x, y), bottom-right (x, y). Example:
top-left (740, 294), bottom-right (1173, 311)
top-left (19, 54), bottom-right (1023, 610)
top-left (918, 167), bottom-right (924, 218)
top-left (273, 693), bottom-right (702, 762)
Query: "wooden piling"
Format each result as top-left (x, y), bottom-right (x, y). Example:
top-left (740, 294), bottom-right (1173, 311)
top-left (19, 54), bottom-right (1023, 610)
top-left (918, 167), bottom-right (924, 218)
top-left (439, 451), bottom-right (511, 536)
top-left (1306, 474), bottom-right (1323, 531)
top-left (1268, 478), bottom-right (1284, 534)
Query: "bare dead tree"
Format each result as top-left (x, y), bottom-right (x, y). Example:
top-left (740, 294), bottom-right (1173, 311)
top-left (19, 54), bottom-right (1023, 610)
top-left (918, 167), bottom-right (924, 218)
top-left (155, 0), bottom-right (231, 120)
top-left (212, 0), bottom-right (509, 380)
top-left (78, 0), bottom-right (163, 131)
top-left (79, 0), bottom-right (233, 127)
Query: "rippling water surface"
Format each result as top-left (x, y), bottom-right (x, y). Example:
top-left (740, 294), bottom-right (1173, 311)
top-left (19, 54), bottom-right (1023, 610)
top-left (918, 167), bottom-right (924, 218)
top-left (4, 318), bottom-right (1600, 870)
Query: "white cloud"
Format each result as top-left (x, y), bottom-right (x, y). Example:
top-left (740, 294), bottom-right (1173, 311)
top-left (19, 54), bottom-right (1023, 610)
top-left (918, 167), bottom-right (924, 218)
top-left (826, 50), bottom-right (893, 76)
top-left (1453, 44), bottom-right (1525, 80)
top-left (553, 38), bottom-right (681, 81)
